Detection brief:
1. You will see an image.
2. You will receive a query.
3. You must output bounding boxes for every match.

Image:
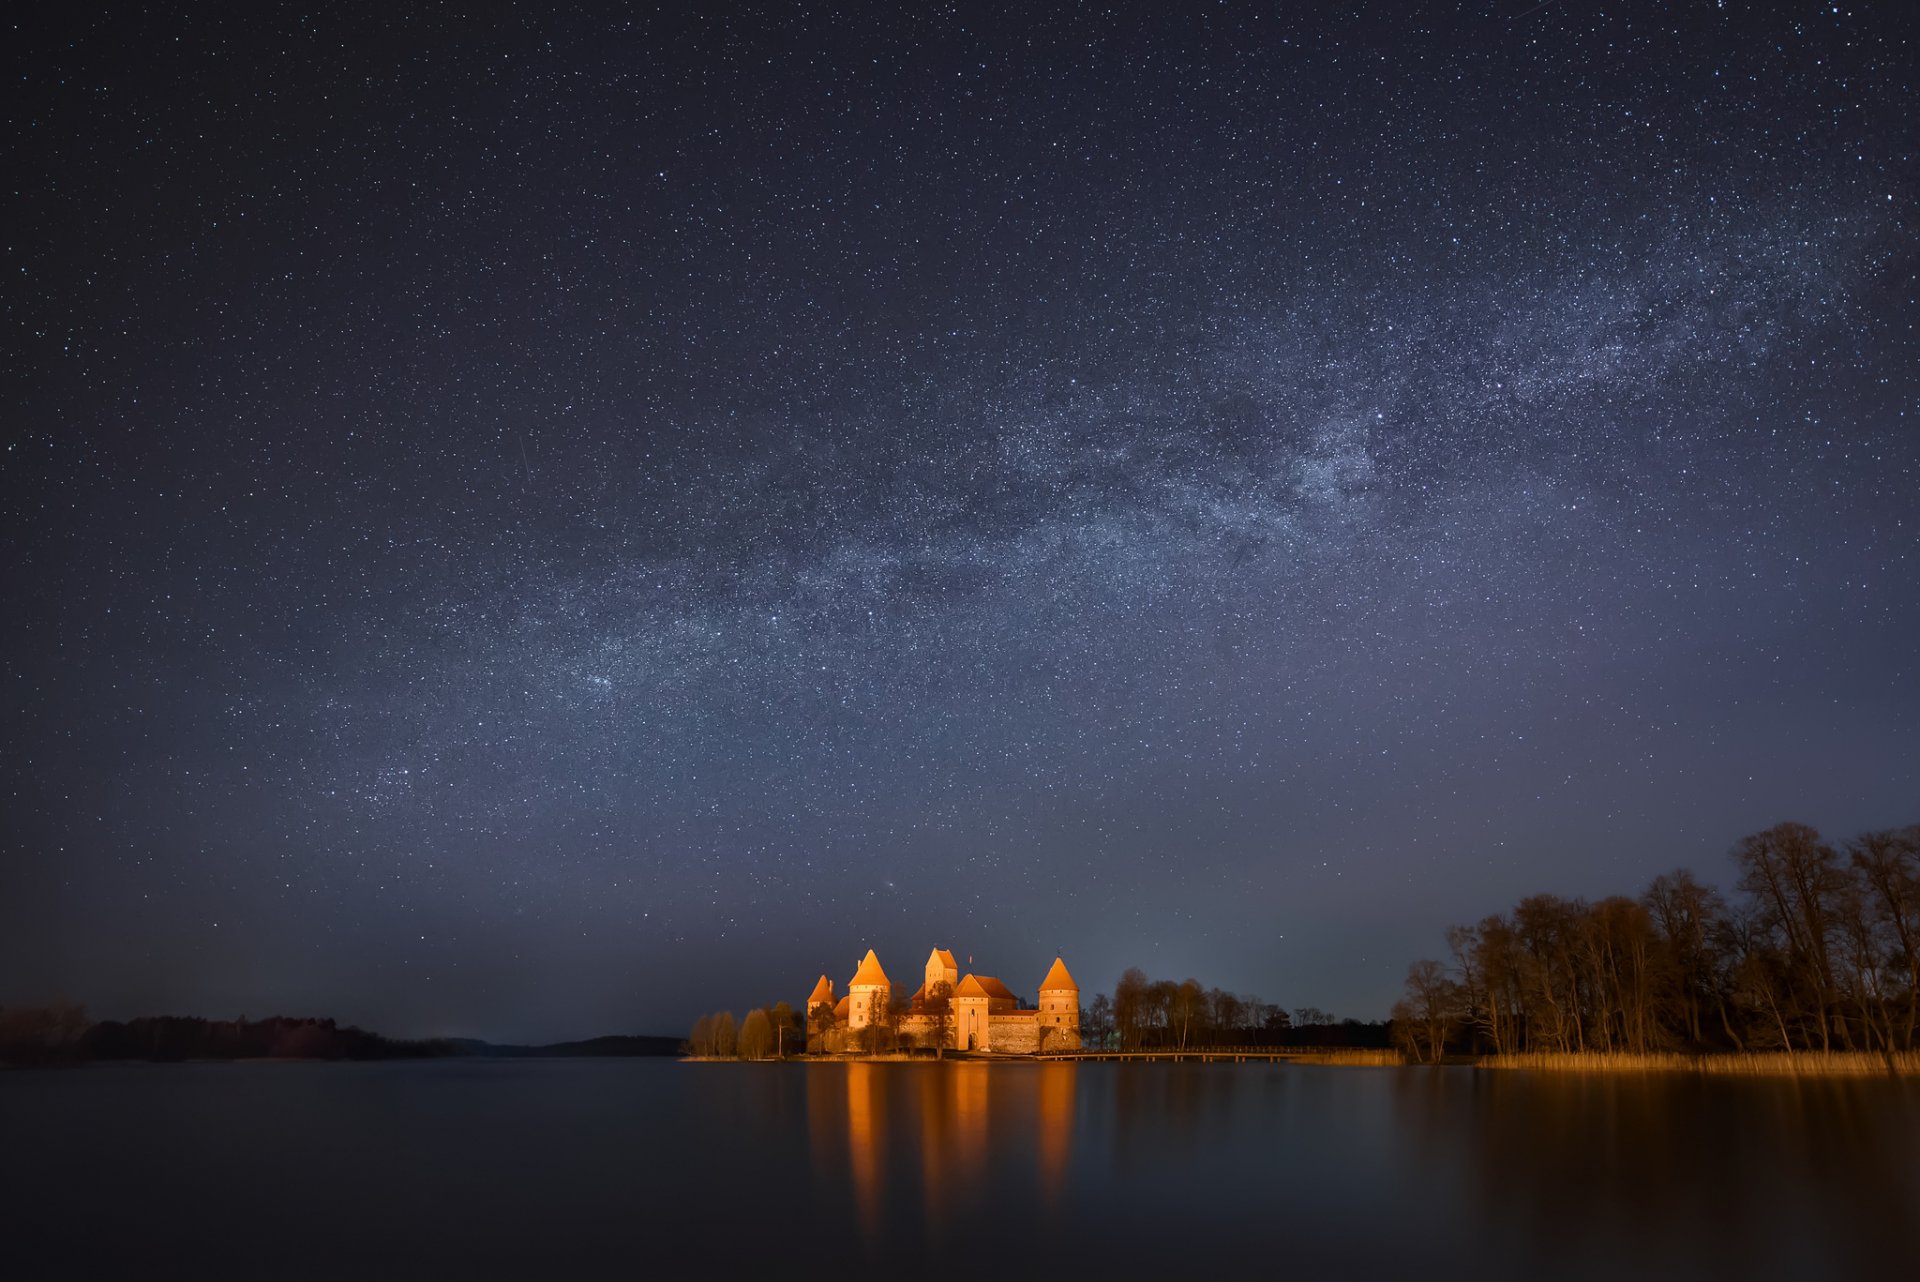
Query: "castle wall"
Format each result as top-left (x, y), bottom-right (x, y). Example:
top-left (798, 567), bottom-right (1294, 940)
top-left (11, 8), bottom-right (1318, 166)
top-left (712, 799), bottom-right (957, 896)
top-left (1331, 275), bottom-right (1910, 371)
top-left (848, 984), bottom-right (887, 1031)
top-left (986, 1012), bottom-right (1041, 1055)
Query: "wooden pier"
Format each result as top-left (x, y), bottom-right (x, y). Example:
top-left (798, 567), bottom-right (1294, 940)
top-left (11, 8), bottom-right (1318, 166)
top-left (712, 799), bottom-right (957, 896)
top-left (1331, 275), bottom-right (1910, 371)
top-left (1034, 1046), bottom-right (1397, 1064)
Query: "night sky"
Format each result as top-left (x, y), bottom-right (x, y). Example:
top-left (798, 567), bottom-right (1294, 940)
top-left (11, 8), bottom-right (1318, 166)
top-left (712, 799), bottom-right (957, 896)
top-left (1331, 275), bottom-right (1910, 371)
top-left (4, 3), bottom-right (1916, 1043)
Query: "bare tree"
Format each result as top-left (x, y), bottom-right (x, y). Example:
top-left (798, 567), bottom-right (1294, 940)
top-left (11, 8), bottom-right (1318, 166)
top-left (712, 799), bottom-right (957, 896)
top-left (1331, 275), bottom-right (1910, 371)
top-left (1415, 818), bottom-right (1920, 1057)
top-left (1643, 869), bottom-right (1726, 1048)
top-left (1170, 979), bottom-right (1204, 1049)
top-left (1733, 822), bottom-right (1848, 1050)
top-left (1393, 959), bottom-right (1460, 1064)
top-left (768, 1001), bottom-right (797, 1058)
top-left (1114, 968), bottom-right (1149, 1050)
top-left (1084, 994), bottom-right (1115, 1049)
top-left (1851, 827), bottom-right (1920, 1050)
top-left (687, 1014), bottom-right (714, 1057)
top-left (738, 1008), bottom-right (773, 1060)
top-left (921, 981), bottom-right (953, 1058)
top-left (808, 1000), bottom-right (837, 1054)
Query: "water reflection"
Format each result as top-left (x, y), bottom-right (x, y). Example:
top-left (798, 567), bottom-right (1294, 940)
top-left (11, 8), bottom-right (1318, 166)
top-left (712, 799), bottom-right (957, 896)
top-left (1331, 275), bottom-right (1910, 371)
top-left (6, 1060), bottom-right (1916, 1279)
top-left (1408, 1070), bottom-right (1920, 1282)
top-left (808, 1061), bottom-right (1076, 1260)
top-left (803, 1061), bottom-right (1920, 1278)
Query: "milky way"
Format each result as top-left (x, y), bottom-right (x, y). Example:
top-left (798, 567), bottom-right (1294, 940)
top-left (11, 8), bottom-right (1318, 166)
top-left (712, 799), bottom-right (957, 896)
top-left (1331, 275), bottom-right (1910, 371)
top-left (4, 4), bottom-right (1916, 1039)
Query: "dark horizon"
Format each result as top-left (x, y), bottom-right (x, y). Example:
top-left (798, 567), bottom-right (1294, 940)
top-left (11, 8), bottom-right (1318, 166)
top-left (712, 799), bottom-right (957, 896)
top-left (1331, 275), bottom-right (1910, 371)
top-left (5, 3), bottom-right (1916, 1045)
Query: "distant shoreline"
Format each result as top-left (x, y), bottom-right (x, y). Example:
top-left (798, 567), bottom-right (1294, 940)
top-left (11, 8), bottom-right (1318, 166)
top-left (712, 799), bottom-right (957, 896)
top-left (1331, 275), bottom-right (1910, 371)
top-left (0, 1008), bottom-right (681, 1069)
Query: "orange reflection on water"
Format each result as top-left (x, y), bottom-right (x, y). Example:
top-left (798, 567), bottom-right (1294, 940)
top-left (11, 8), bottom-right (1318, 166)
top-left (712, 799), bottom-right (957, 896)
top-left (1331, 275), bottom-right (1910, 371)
top-left (845, 1062), bottom-right (883, 1250)
top-left (1036, 1062), bottom-right (1076, 1207)
top-left (810, 1061), bottom-right (1077, 1256)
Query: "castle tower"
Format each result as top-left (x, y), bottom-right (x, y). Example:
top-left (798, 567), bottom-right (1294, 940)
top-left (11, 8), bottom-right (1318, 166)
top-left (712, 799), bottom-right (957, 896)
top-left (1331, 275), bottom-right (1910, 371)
top-left (924, 947), bottom-right (958, 1000)
top-left (952, 974), bottom-right (992, 1051)
top-left (1038, 956), bottom-right (1081, 1049)
top-left (805, 975), bottom-right (837, 1053)
top-left (847, 948), bottom-right (892, 1031)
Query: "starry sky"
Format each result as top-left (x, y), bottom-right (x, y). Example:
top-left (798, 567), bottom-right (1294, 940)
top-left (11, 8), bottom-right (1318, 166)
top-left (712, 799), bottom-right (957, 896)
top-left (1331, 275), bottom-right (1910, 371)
top-left (4, 2), bottom-right (1916, 1043)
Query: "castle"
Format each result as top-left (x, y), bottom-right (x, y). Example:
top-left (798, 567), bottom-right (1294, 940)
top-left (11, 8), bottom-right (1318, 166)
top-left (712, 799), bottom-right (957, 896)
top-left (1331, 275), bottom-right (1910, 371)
top-left (806, 947), bottom-right (1082, 1054)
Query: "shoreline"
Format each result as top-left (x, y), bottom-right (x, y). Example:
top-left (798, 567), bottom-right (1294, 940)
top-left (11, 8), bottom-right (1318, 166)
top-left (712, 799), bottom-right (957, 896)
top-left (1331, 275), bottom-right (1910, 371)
top-left (683, 1048), bottom-right (1920, 1076)
top-left (1474, 1050), bottom-right (1920, 1076)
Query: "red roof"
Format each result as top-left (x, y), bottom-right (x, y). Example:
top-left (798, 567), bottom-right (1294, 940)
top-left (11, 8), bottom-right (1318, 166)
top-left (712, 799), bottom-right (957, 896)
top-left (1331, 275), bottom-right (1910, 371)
top-left (1039, 957), bottom-right (1079, 992)
top-left (953, 975), bottom-right (991, 999)
top-left (807, 975), bottom-right (835, 1006)
top-left (973, 975), bottom-right (1017, 1001)
top-left (851, 948), bottom-right (891, 988)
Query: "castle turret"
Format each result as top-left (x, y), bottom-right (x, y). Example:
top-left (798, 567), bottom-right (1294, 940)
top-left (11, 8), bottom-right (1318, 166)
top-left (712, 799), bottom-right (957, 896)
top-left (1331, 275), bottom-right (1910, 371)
top-left (924, 947), bottom-right (958, 1001)
top-left (953, 974), bottom-right (992, 1051)
top-left (1038, 956), bottom-right (1081, 1049)
top-left (848, 948), bottom-right (892, 1031)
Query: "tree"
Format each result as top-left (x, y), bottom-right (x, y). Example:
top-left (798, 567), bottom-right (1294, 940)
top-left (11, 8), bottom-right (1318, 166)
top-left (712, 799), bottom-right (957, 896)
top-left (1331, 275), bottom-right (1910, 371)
top-left (921, 981), bottom-right (953, 1058)
top-left (1114, 968), bottom-right (1149, 1050)
top-left (1643, 869), bottom-right (1727, 1049)
top-left (1170, 979), bottom-right (1204, 1049)
top-left (1084, 994), bottom-right (1115, 1050)
top-left (1446, 924), bottom-right (1486, 1055)
top-left (808, 1000), bottom-right (837, 1053)
top-left (1850, 827), bottom-right (1920, 1051)
top-left (711, 1011), bottom-right (737, 1059)
top-left (1392, 959), bottom-right (1460, 1064)
top-left (687, 1014), bottom-right (714, 1057)
top-left (1206, 988), bottom-right (1244, 1044)
top-left (1513, 893), bottom-right (1585, 1052)
top-left (1145, 980), bottom-right (1177, 1048)
top-left (1732, 822), bottom-right (1849, 1050)
top-left (769, 1001), bottom-right (797, 1058)
top-left (738, 1008), bottom-right (774, 1060)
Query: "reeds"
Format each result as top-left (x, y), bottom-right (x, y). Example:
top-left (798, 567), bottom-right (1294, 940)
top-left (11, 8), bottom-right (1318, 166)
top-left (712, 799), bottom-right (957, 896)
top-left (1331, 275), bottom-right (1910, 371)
top-left (1290, 1048), bottom-right (1406, 1066)
top-left (1477, 1050), bottom-right (1920, 1076)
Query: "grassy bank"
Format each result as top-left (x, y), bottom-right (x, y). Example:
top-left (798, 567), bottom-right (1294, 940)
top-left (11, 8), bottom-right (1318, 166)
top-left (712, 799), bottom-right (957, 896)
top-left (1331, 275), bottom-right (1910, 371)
top-left (1477, 1050), bottom-right (1920, 1076)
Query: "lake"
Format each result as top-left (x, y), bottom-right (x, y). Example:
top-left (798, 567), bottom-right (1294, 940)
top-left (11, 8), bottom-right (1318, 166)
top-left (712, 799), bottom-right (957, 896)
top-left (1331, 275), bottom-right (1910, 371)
top-left (4, 1059), bottom-right (1916, 1279)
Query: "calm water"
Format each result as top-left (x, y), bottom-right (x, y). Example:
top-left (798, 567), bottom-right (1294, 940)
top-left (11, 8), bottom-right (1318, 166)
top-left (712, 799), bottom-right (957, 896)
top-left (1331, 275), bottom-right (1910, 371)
top-left (5, 1059), bottom-right (1917, 1279)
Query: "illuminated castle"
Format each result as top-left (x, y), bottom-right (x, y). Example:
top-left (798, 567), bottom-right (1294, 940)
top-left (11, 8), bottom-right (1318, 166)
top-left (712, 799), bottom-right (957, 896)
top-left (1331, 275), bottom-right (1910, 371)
top-left (806, 947), bottom-right (1081, 1054)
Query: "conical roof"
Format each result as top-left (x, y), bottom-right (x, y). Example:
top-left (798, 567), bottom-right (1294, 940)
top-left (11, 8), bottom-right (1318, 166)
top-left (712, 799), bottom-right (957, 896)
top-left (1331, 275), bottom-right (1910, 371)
top-left (850, 948), bottom-right (891, 988)
top-left (1039, 957), bottom-right (1079, 992)
top-left (807, 975), bottom-right (835, 1006)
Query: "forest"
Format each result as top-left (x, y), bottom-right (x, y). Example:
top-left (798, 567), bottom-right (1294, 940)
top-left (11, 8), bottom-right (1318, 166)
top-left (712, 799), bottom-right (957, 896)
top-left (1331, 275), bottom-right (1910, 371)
top-left (1389, 821), bottom-right (1920, 1064)
top-left (0, 1007), bottom-right (464, 1066)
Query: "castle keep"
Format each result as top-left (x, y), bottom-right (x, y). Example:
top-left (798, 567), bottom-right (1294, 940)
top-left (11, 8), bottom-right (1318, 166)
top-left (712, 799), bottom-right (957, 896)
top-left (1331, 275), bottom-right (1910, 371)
top-left (806, 947), bottom-right (1082, 1054)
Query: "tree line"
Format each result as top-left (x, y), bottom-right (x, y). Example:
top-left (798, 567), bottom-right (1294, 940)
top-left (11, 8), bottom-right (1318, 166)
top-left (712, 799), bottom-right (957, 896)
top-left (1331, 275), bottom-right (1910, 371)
top-left (686, 1002), bottom-right (802, 1058)
top-left (0, 1003), bottom-right (463, 1066)
top-left (1091, 970), bottom-right (1388, 1051)
top-left (1390, 821), bottom-right (1920, 1063)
